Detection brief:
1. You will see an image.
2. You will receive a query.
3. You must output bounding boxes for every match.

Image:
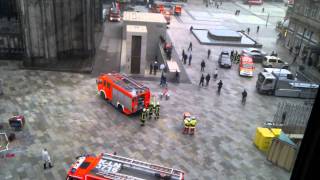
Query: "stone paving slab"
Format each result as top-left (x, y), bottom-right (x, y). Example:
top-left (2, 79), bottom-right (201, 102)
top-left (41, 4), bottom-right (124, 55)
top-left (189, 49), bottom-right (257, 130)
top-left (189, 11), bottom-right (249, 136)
top-left (0, 60), bottom-right (304, 179)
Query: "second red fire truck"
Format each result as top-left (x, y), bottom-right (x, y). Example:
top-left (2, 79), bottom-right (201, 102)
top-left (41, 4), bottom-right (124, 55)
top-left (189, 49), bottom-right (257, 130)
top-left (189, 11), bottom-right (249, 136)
top-left (96, 73), bottom-right (151, 115)
top-left (66, 153), bottom-right (185, 180)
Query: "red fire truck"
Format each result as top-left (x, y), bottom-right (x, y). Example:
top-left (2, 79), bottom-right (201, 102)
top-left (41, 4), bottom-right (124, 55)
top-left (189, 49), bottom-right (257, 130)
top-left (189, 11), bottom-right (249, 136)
top-left (96, 73), bottom-right (151, 115)
top-left (66, 153), bottom-right (185, 180)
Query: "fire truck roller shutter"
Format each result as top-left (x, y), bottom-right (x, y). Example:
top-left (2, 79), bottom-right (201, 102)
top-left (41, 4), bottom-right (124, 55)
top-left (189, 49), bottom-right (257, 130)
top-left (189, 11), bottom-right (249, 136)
top-left (112, 88), bottom-right (132, 112)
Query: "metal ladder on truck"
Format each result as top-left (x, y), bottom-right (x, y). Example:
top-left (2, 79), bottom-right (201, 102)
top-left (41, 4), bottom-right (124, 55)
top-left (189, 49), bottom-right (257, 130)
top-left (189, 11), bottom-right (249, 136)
top-left (102, 153), bottom-right (184, 180)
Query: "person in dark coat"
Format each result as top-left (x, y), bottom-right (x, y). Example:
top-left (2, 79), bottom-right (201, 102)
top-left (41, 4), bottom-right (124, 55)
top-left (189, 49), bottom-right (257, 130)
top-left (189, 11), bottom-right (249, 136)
top-left (182, 49), bottom-right (185, 61)
top-left (205, 74), bottom-right (211, 86)
top-left (256, 26), bottom-right (260, 33)
top-left (188, 42), bottom-right (192, 51)
top-left (199, 74), bottom-right (205, 87)
top-left (149, 63), bottom-right (153, 74)
top-left (207, 49), bottom-right (211, 59)
top-left (201, 59), bottom-right (206, 71)
top-left (231, 50), bottom-right (234, 60)
top-left (183, 54), bottom-right (187, 64)
top-left (242, 89), bottom-right (247, 105)
top-left (153, 61), bottom-right (158, 75)
top-left (188, 54), bottom-right (192, 65)
top-left (217, 80), bottom-right (223, 94)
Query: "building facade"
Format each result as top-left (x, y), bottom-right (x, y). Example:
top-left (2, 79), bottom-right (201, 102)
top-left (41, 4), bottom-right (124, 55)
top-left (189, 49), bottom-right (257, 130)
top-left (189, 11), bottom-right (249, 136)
top-left (285, 0), bottom-right (320, 70)
top-left (0, 0), bottom-right (102, 68)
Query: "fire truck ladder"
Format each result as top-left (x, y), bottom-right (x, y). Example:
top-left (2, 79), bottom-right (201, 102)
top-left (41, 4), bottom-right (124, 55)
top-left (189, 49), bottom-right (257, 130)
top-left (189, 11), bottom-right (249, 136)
top-left (96, 171), bottom-right (144, 180)
top-left (117, 73), bottom-right (146, 90)
top-left (102, 153), bottom-right (183, 180)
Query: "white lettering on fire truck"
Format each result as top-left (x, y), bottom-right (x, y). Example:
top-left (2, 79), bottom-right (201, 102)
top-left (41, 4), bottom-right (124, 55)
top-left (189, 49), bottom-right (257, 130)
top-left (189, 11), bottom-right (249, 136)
top-left (95, 159), bottom-right (122, 175)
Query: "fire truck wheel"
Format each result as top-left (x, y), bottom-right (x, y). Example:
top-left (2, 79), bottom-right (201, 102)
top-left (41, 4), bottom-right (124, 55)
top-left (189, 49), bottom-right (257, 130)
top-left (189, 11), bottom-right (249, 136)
top-left (100, 91), bottom-right (106, 100)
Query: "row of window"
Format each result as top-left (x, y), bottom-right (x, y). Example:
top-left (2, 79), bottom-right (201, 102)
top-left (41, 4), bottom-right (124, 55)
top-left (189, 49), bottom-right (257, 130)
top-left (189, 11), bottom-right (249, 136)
top-left (294, 3), bottom-right (320, 21)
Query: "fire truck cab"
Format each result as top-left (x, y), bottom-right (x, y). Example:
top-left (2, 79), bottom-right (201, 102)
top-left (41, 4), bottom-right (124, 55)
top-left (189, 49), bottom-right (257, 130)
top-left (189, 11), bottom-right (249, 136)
top-left (67, 153), bottom-right (185, 180)
top-left (97, 73), bottom-right (151, 115)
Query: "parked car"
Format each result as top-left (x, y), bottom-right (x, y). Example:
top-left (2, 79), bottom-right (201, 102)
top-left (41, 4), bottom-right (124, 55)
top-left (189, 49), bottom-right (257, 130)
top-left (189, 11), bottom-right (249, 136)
top-left (218, 51), bottom-right (232, 68)
top-left (262, 56), bottom-right (289, 69)
top-left (109, 7), bottom-right (121, 22)
top-left (241, 48), bottom-right (267, 63)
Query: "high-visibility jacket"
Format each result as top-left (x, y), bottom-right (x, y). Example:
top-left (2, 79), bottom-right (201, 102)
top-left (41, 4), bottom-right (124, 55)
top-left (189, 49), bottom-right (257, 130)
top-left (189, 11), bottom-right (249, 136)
top-left (190, 119), bottom-right (197, 127)
top-left (184, 119), bottom-right (191, 127)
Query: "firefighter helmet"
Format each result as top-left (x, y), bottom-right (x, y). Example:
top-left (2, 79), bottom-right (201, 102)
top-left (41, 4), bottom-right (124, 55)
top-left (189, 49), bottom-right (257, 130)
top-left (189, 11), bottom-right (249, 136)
top-left (143, 108), bottom-right (146, 111)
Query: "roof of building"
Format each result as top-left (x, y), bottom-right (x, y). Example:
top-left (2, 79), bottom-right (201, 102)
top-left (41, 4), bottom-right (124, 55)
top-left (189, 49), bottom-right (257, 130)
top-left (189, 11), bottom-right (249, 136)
top-left (123, 11), bottom-right (167, 24)
top-left (127, 25), bottom-right (147, 33)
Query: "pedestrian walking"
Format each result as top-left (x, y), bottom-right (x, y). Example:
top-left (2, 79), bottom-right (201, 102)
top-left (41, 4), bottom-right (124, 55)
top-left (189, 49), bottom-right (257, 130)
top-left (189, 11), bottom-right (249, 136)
top-left (42, 148), bottom-right (53, 169)
top-left (188, 54), bottom-right (192, 65)
top-left (242, 89), bottom-right (247, 105)
top-left (231, 50), bottom-right (234, 60)
top-left (190, 26), bottom-right (193, 32)
top-left (235, 10), bottom-right (237, 15)
top-left (213, 68), bottom-right (218, 80)
top-left (262, 7), bottom-right (265, 13)
top-left (175, 70), bottom-right (180, 83)
top-left (183, 54), bottom-right (187, 64)
top-left (281, 112), bottom-right (287, 124)
top-left (149, 63), bottom-right (153, 75)
top-left (237, 10), bottom-right (240, 15)
top-left (200, 59), bottom-right (206, 71)
top-left (160, 63), bottom-right (165, 73)
top-left (256, 25), bottom-right (260, 33)
top-left (247, 27), bottom-right (250, 34)
top-left (153, 61), bottom-right (158, 75)
top-left (205, 73), bottom-right (211, 86)
top-left (217, 80), bottom-right (223, 94)
top-left (199, 74), bottom-right (205, 87)
top-left (182, 49), bottom-right (185, 61)
top-left (207, 49), bottom-right (211, 59)
top-left (160, 74), bottom-right (165, 86)
top-left (188, 42), bottom-right (192, 51)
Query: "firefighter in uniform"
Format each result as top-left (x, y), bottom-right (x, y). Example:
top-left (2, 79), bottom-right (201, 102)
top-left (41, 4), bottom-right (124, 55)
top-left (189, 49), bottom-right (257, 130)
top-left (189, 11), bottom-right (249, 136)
top-left (148, 102), bottom-right (154, 120)
top-left (145, 108), bottom-right (150, 120)
top-left (140, 108), bottom-right (147, 126)
top-left (183, 118), bottom-right (191, 134)
top-left (155, 102), bottom-right (160, 120)
top-left (189, 117), bottom-right (198, 135)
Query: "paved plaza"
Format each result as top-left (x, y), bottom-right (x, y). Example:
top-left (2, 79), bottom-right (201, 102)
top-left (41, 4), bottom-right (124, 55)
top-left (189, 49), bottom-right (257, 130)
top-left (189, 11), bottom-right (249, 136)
top-left (0, 1), bottom-right (312, 180)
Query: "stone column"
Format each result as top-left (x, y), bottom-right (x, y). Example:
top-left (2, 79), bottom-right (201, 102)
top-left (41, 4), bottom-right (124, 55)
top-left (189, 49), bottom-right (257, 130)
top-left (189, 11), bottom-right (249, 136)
top-left (17, 0), bottom-right (98, 67)
top-left (18, 0), bottom-right (57, 65)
